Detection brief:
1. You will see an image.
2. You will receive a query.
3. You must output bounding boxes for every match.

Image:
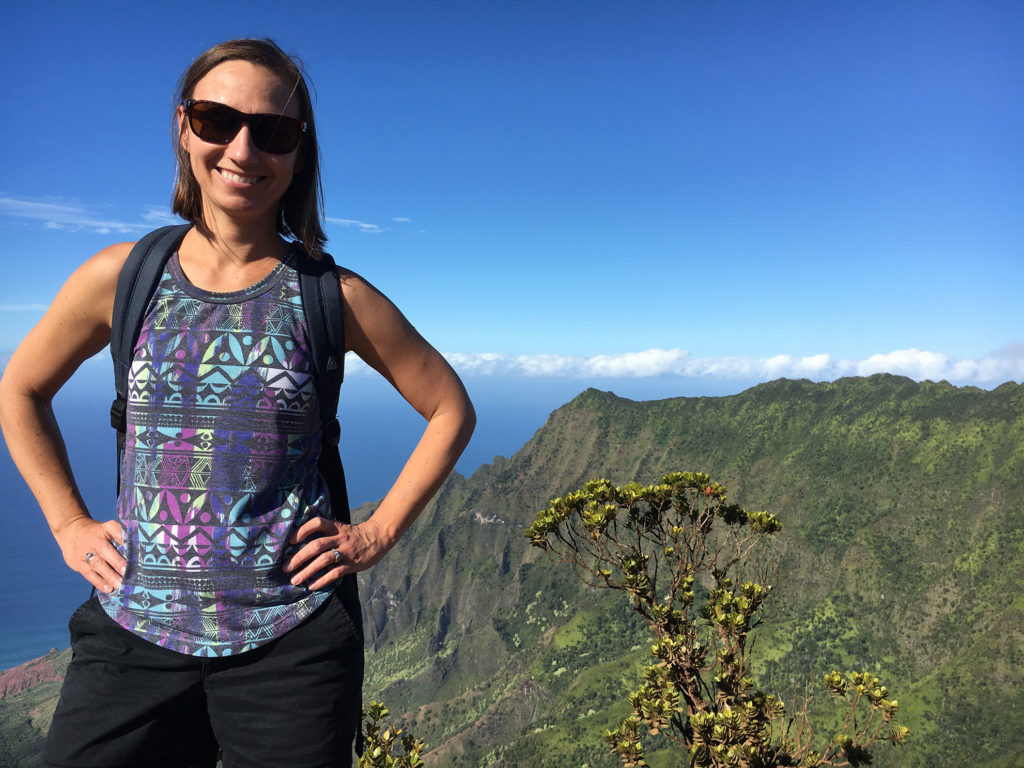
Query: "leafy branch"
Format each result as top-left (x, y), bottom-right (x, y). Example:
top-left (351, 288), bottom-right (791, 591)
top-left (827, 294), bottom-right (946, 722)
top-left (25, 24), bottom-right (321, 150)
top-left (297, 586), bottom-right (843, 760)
top-left (358, 701), bottom-right (425, 768)
top-left (526, 472), bottom-right (908, 768)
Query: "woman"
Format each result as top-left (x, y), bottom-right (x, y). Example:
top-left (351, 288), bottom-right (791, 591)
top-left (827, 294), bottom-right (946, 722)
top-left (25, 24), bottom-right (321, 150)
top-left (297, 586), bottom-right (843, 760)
top-left (0, 38), bottom-right (474, 767)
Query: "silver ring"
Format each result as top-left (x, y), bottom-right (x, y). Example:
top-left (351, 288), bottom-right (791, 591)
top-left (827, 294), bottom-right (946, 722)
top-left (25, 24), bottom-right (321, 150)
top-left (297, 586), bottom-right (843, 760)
top-left (331, 548), bottom-right (342, 564)
top-left (85, 552), bottom-right (96, 563)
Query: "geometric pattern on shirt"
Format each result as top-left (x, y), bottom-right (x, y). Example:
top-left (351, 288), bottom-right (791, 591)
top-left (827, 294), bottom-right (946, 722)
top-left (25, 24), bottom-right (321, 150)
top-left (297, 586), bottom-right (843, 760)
top-left (100, 250), bottom-right (333, 657)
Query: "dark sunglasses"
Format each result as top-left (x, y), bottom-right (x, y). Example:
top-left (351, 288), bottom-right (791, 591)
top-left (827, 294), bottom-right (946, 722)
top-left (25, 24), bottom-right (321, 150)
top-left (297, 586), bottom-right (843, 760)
top-left (183, 99), bottom-right (307, 154)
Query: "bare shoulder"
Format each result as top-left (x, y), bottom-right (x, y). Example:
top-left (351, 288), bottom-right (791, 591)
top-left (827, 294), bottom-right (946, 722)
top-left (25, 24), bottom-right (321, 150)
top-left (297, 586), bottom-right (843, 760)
top-left (46, 241), bottom-right (133, 319)
top-left (2, 241), bottom-right (137, 397)
top-left (332, 264), bottom-right (467, 422)
top-left (49, 241), bottom-right (137, 329)
top-left (335, 266), bottom-right (410, 327)
top-left (336, 266), bottom-right (391, 308)
top-left (334, 267), bottom-right (424, 362)
top-left (75, 241), bottom-right (135, 291)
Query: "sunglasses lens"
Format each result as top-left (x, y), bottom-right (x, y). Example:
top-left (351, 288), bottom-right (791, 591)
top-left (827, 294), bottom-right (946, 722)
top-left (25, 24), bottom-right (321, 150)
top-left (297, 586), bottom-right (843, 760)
top-left (249, 115), bottom-right (303, 154)
top-left (188, 102), bottom-right (242, 144)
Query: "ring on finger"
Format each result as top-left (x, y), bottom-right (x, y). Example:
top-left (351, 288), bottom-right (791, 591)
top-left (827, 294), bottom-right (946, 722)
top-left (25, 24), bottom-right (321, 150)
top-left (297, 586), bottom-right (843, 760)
top-left (331, 548), bottom-right (342, 564)
top-left (85, 552), bottom-right (96, 564)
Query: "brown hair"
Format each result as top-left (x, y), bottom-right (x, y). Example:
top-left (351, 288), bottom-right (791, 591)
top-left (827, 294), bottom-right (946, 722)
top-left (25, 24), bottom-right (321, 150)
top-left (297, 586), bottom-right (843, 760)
top-left (172, 38), bottom-right (327, 257)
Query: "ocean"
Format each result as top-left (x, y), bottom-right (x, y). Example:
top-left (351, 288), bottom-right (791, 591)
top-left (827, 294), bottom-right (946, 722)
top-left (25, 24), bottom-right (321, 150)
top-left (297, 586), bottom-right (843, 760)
top-left (0, 364), bottom-right (750, 670)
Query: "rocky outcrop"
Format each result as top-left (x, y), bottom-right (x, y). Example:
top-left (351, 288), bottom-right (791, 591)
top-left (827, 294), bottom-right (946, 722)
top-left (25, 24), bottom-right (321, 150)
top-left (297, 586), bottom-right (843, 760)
top-left (0, 649), bottom-right (64, 698)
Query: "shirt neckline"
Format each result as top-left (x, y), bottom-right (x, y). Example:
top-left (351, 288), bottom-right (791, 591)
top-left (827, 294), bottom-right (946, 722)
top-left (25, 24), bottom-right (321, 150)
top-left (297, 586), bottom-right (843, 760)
top-left (168, 243), bottom-right (296, 303)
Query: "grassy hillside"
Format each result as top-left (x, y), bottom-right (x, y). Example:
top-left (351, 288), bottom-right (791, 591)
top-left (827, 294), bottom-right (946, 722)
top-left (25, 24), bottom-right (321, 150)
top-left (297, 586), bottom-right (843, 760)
top-left (4, 375), bottom-right (1022, 766)
top-left (0, 650), bottom-right (69, 768)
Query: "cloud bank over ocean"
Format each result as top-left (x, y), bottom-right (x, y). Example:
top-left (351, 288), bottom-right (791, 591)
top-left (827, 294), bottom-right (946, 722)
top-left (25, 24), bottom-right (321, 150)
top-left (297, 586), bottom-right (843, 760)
top-left (342, 347), bottom-right (1024, 387)
top-left (3, 346), bottom-right (1022, 390)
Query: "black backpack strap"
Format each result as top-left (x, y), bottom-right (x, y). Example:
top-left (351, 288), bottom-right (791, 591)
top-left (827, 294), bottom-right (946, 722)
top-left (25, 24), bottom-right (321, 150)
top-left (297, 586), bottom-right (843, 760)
top-left (297, 248), bottom-right (361, 752)
top-left (296, 249), bottom-right (349, 524)
top-left (110, 224), bottom-right (192, 493)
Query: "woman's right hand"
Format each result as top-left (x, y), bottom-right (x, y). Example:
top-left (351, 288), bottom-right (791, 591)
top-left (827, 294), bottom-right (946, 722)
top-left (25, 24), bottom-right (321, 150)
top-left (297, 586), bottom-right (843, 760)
top-left (55, 517), bottom-right (126, 594)
top-left (0, 242), bottom-right (132, 594)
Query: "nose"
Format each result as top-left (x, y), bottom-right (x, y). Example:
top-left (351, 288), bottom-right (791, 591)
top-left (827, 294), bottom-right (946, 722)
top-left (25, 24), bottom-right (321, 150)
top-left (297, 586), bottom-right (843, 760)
top-left (225, 122), bottom-right (259, 161)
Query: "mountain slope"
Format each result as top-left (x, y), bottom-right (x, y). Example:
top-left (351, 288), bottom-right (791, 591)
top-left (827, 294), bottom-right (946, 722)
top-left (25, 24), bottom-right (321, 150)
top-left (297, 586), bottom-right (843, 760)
top-left (3, 375), bottom-right (1022, 767)
top-left (360, 375), bottom-right (1024, 767)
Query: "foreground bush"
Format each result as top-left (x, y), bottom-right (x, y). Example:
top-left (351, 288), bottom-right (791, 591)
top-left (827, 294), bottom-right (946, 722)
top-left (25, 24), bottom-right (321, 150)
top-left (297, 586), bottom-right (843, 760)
top-left (527, 472), bottom-right (909, 767)
top-left (359, 701), bottom-right (425, 768)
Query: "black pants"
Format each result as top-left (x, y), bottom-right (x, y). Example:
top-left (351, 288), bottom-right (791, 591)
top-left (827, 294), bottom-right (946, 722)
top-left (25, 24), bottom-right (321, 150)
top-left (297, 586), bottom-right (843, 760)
top-left (44, 581), bottom-right (363, 768)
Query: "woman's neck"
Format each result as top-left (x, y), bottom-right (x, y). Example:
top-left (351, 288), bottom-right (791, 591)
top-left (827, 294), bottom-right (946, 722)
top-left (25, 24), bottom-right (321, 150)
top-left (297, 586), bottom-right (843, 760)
top-left (176, 221), bottom-right (289, 294)
top-left (195, 211), bottom-right (284, 260)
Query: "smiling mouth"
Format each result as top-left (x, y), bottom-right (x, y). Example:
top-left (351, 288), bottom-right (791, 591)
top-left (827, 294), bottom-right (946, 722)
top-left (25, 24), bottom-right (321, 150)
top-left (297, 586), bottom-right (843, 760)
top-left (218, 169), bottom-right (263, 184)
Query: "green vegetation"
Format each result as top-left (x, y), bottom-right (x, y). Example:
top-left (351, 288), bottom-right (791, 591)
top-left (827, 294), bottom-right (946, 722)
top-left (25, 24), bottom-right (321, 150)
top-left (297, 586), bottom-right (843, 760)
top-left (357, 375), bottom-right (1021, 767)
top-left (0, 650), bottom-right (70, 768)
top-left (4, 375), bottom-right (1023, 767)
top-left (360, 701), bottom-right (425, 768)
top-left (528, 472), bottom-right (907, 766)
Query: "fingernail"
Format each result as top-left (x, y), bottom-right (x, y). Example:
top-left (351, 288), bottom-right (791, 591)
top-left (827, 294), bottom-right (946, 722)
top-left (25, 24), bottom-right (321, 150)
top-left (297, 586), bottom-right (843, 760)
top-left (114, 579), bottom-right (123, 590)
top-left (120, 566), bottom-right (127, 576)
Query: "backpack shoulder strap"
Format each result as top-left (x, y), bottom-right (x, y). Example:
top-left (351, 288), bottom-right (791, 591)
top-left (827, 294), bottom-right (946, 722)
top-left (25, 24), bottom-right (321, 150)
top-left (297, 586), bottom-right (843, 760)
top-left (109, 224), bottom-right (191, 485)
top-left (297, 249), bottom-right (345, 430)
top-left (110, 224), bottom-right (192, 414)
top-left (297, 248), bottom-right (358, 734)
top-left (296, 248), bottom-right (349, 522)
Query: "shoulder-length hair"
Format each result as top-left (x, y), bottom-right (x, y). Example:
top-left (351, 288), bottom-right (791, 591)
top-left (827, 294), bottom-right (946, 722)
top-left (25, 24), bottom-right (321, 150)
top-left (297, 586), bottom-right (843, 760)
top-left (172, 38), bottom-right (327, 258)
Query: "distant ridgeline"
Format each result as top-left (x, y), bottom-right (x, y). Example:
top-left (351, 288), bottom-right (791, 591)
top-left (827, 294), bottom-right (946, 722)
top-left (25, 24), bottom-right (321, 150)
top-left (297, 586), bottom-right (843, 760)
top-left (3, 375), bottom-right (1022, 767)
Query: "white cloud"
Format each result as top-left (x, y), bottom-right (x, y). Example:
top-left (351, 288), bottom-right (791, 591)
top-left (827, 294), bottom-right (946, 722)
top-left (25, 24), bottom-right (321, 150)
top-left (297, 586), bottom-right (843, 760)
top-left (392, 217), bottom-right (411, 223)
top-left (396, 347), bottom-right (1024, 387)
top-left (990, 342), bottom-right (1024, 360)
top-left (851, 349), bottom-right (952, 379)
top-left (326, 217), bottom-right (388, 234)
top-left (0, 196), bottom-right (171, 234)
top-left (141, 207), bottom-right (183, 226)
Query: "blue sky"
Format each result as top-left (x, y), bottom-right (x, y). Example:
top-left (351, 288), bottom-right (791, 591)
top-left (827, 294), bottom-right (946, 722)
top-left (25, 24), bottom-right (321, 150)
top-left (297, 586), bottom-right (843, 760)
top-left (1, 1), bottom-right (1022, 390)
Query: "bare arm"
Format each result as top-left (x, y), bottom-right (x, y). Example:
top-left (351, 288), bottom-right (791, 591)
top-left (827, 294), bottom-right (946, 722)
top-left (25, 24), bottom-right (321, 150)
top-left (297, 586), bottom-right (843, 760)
top-left (285, 270), bottom-right (476, 588)
top-left (0, 243), bottom-right (132, 592)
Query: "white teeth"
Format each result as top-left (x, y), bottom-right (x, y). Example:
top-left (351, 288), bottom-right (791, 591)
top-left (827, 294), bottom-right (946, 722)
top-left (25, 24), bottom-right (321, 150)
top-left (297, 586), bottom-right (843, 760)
top-left (219, 169), bottom-right (261, 184)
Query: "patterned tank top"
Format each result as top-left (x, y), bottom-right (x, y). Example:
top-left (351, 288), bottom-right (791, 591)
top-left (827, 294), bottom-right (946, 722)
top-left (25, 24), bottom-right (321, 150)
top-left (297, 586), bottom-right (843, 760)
top-left (99, 246), bottom-right (334, 656)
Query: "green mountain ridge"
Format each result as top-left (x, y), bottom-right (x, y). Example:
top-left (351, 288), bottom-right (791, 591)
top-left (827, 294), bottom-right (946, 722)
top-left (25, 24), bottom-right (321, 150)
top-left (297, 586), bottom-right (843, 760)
top-left (358, 375), bottom-right (1024, 767)
top-left (3, 375), bottom-right (1023, 767)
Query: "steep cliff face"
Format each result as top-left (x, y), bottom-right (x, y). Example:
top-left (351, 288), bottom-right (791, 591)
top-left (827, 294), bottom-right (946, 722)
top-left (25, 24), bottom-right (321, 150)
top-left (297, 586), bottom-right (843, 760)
top-left (0, 648), bottom-right (70, 766)
top-left (0, 651), bottom-right (64, 699)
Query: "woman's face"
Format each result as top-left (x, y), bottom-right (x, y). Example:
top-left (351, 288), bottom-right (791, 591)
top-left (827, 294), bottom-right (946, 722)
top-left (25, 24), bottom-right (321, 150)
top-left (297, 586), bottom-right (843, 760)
top-left (179, 60), bottom-right (303, 229)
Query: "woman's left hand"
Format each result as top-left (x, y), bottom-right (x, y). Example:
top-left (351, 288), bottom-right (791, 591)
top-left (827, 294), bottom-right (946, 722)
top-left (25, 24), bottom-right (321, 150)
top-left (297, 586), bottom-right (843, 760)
top-left (285, 517), bottom-right (391, 591)
top-left (279, 271), bottom-right (474, 593)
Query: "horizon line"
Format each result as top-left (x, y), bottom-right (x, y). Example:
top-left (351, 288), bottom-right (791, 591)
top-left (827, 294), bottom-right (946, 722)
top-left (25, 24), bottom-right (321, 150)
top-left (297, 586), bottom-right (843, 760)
top-left (3, 346), bottom-right (1022, 389)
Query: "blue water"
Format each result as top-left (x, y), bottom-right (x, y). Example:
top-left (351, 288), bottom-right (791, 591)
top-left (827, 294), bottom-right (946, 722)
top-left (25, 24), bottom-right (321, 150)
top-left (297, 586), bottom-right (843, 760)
top-left (0, 366), bottom-right (752, 670)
